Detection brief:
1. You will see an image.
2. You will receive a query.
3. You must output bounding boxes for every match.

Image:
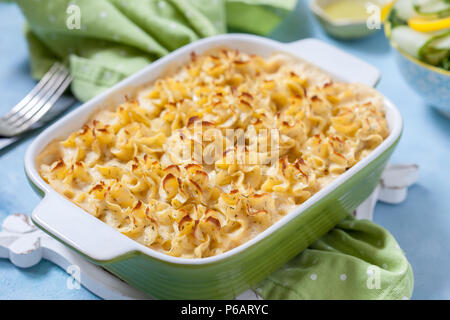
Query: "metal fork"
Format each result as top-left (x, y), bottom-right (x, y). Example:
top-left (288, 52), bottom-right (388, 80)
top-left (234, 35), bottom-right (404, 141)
top-left (0, 63), bottom-right (72, 137)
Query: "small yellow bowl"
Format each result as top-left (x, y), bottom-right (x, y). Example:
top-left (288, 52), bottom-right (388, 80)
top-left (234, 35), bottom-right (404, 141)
top-left (310, 0), bottom-right (383, 39)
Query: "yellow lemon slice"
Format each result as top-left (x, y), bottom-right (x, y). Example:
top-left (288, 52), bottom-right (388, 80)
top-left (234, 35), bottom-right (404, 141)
top-left (408, 16), bottom-right (450, 32)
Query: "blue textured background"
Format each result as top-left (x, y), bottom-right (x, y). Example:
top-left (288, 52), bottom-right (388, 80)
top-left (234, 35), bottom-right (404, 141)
top-left (1, 0), bottom-right (449, 299)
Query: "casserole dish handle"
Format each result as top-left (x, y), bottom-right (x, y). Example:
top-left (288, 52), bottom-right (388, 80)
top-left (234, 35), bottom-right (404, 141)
top-left (32, 193), bottom-right (137, 261)
top-left (286, 39), bottom-right (381, 87)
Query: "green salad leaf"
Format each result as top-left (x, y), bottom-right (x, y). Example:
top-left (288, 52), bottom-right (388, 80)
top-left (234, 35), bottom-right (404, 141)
top-left (414, 0), bottom-right (450, 16)
top-left (388, 8), bottom-right (406, 28)
top-left (389, 0), bottom-right (450, 71)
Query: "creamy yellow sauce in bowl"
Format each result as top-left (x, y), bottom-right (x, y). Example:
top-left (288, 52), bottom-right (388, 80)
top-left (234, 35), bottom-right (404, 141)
top-left (310, 0), bottom-right (388, 39)
top-left (323, 0), bottom-right (372, 21)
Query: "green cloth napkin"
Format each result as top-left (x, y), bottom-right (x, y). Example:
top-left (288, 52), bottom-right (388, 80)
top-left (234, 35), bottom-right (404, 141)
top-left (5, 0), bottom-right (414, 299)
top-left (9, 0), bottom-right (297, 102)
top-left (255, 216), bottom-right (414, 300)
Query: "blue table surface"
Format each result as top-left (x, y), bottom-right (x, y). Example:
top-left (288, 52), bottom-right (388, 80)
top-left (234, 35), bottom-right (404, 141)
top-left (1, 1), bottom-right (449, 300)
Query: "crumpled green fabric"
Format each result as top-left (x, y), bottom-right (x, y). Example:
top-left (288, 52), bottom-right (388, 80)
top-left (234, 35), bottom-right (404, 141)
top-left (4, 0), bottom-right (414, 299)
top-left (9, 0), bottom-right (297, 102)
top-left (255, 216), bottom-right (414, 300)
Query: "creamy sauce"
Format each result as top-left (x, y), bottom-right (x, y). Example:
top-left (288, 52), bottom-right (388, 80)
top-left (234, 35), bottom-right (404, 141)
top-left (323, 0), bottom-right (376, 21)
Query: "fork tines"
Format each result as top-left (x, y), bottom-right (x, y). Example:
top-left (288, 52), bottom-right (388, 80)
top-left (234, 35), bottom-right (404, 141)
top-left (0, 63), bottom-right (72, 137)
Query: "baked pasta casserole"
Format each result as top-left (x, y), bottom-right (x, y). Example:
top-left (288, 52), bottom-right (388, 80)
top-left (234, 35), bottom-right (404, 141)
top-left (38, 49), bottom-right (389, 258)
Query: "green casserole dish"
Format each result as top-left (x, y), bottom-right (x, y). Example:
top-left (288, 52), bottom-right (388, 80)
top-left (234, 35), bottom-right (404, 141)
top-left (25, 34), bottom-right (402, 299)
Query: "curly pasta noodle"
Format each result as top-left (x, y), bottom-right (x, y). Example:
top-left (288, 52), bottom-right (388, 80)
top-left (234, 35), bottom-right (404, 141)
top-left (39, 49), bottom-right (389, 258)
